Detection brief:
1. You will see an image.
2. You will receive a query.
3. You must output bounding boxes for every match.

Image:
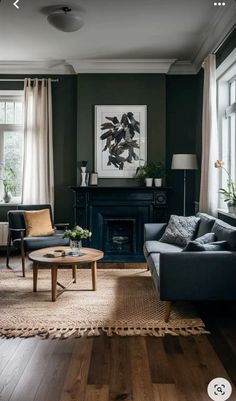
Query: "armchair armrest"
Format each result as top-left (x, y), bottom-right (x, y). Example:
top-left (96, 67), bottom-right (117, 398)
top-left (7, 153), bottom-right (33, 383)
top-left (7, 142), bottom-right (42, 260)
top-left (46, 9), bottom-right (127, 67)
top-left (159, 251), bottom-right (236, 301)
top-left (144, 223), bottom-right (167, 241)
top-left (54, 223), bottom-right (70, 231)
top-left (9, 228), bottom-right (25, 232)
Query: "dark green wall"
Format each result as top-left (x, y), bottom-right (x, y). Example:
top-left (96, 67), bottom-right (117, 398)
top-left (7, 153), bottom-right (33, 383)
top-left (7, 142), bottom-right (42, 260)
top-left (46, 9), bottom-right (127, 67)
top-left (77, 74), bottom-right (166, 187)
top-left (0, 75), bottom-right (77, 225)
top-left (166, 73), bottom-right (203, 215)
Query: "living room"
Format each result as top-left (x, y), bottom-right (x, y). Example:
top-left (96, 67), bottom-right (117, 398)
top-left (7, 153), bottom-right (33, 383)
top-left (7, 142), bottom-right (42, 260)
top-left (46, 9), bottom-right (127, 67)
top-left (0, 1), bottom-right (236, 401)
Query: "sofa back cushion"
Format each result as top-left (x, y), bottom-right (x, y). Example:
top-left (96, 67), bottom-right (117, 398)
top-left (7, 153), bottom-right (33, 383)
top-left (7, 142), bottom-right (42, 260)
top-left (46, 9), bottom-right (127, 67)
top-left (183, 240), bottom-right (227, 252)
top-left (160, 215), bottom-right (200, 247)
top-left (211, 219), bottom-right (236, 251)
top-left (195, 213), bottom-right (216, 238)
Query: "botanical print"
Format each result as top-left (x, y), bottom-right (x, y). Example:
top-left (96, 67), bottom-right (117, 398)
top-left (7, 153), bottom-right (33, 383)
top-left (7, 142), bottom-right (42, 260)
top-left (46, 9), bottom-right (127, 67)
top-left (95, 106), bottom-right (147, 178)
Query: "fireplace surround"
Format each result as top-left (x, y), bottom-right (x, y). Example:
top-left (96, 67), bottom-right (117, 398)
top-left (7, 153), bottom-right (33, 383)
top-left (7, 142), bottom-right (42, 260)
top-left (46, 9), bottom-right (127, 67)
top-left (71, 186), bottom-right (169, 262)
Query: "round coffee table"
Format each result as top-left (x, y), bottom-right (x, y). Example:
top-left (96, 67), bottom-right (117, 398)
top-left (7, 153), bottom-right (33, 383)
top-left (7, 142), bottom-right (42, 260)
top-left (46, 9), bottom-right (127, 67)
top-left (28, 246), bottom-right (104, 301)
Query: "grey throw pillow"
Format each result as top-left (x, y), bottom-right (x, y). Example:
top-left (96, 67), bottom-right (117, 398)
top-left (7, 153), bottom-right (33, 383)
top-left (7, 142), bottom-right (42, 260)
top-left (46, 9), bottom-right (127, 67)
top-left (183, 232), bottom-right (215, 251)
top-left (159, 215), bottom-right (200, 247)
top-left (182, 240), bottom-right (227, 252)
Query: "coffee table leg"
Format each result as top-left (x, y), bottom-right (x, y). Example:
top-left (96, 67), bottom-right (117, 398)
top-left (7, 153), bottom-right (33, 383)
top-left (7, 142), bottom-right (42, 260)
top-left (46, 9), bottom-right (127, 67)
top-left (51, 266), bottom-right (58, 302)
top-left (33, 262), bottom-right (38, 292)
top-left (91, 261), bottom-right (97, 291)
top-left (72, 265), bottom-right (77, 283)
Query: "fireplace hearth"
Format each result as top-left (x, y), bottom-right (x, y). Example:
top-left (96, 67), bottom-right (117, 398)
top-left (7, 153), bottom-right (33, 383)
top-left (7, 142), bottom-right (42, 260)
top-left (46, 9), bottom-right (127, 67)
top-left (71, 186), bottom-right (169, 262)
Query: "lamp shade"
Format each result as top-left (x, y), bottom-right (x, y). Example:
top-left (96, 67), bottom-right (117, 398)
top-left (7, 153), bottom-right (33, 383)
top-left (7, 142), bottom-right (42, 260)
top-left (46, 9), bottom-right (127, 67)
top-left (47, 7), bottom-right (84, 32)
top-left (171, 154), bottom-right (198, 170)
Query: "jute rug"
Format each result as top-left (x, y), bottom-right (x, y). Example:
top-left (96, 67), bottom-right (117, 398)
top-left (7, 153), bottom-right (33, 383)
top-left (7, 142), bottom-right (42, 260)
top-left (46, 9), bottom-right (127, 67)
top-left (0, 269), bottom-right (208, 338)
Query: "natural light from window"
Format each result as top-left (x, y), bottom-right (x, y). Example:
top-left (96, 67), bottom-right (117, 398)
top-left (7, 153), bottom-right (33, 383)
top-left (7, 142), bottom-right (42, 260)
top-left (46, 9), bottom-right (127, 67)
top-left (0, 91), bottom-right (24, 204)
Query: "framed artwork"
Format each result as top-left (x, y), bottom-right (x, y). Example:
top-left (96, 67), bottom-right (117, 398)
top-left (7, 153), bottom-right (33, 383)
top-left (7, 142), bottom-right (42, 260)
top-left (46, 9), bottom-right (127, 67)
top-left (95, 105), bottom-right (147, 178)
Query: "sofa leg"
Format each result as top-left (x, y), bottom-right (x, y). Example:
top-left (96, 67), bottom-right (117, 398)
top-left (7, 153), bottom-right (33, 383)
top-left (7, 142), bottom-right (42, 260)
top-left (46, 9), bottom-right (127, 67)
top-left (6, 232), bottom-right (11, 269)
top-left (164, 301), bottom-right (172, 322)
top-left (146, 263), bottom-right (149, 271)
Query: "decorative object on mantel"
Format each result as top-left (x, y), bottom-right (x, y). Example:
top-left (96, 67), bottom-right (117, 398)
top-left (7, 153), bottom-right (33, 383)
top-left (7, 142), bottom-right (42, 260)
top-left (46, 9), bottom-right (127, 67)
top-left (95, 105), bottom-right (147, 178)
top-left (0, 164), bottom-right (16, 203)
top-left (214, 160), bottom-right (236, 214)
top-left (63, 225), bottom-right (92, 255)
top-left (136, 162), bottom-right (165, 187)
top-left (171, 154), bottom-right (198, 216)
top-left (0, 269), bottom-right (208, 338)
top-left (89, 172), bottom-right (98, 186)
top-left (79, 160), bottom-right (88, 187)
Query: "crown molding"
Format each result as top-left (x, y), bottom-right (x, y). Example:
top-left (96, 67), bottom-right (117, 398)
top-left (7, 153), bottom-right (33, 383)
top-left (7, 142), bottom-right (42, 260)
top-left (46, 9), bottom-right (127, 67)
top-left (192, 3), bottom-right (236, 72)
top-left (0, 60), bottom-right (75, 74)
top-left (168, 61), bottom-right (197, 75)
top-left (67, 58), bottom-right (176, 74)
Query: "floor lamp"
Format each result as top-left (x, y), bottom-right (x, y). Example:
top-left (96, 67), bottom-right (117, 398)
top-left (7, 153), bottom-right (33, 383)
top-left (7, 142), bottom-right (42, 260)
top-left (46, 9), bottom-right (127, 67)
top-left (171, 154), bottom-right (198, 216)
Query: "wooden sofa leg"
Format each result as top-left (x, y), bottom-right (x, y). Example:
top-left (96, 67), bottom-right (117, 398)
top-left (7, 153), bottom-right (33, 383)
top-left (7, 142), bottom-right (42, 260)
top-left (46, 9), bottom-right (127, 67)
top-left (164, 301), bottom-right (172, 322)
top-left (20, 239), bottom-right (26, 277)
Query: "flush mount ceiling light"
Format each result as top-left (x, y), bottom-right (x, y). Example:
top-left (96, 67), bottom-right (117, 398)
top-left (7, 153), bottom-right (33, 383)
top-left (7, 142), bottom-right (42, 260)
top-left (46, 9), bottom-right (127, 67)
top-left (47, 7), bottom-right (84, 32)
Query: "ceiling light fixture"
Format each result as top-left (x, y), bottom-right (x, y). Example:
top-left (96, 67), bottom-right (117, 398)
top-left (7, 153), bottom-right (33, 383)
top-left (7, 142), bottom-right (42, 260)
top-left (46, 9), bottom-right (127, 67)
top-left (47, 6), bottom-right (84, 32)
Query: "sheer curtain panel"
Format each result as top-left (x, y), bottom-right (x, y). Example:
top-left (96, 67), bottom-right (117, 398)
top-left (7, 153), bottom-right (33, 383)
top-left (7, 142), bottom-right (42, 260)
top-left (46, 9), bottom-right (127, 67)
top-left (22, 78), bottom-right (54, 206)
top-left (199, 54), bottom-right (219, 215)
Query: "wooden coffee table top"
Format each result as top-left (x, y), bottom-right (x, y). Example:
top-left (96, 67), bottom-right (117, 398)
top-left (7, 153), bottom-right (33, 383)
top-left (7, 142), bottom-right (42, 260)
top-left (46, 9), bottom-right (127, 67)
top-left (28, 247), bottom-right (104, 265)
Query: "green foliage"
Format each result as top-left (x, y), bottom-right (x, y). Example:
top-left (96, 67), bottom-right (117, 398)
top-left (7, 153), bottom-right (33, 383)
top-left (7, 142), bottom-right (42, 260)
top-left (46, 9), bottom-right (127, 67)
top-left (0, 164), bottom-right (16, 194)
top-left (136, 162), bottom-right (165, 179)
top-left (219, 179), bottom-right (236, 205)
top-left (63, 225), bottom-right (92, 241)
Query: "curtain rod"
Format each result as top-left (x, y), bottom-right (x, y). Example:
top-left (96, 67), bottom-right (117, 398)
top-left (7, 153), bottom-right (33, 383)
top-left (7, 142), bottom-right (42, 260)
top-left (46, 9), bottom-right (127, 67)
top-left (0, 78), bottom-right (59, 82)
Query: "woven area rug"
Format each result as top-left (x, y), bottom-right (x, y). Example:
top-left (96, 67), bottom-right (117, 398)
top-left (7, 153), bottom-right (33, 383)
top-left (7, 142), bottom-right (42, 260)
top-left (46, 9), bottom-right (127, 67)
top-left (0, 269), bottom-right (208, 338)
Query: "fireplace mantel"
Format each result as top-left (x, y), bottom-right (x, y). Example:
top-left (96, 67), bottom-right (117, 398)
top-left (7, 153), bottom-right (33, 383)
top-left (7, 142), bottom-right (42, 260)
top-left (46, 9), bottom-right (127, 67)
top-left (71, 186), bottom-right (169, 262)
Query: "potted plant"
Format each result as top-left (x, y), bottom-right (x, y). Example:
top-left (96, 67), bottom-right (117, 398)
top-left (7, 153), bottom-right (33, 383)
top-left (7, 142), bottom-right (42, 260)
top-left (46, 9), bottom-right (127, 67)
top-left (214, 160), bottom-right (236, 213)
top-left (63, 225), bottom-right (92, 255)
top-left (0, 165), bottom-right (16, 203)
top-left (136, 162), bottom-right (165, 187)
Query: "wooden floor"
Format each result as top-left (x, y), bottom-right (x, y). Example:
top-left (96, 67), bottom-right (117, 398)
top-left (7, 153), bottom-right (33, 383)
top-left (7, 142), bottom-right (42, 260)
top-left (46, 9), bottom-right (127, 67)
top-left (0, 255), bottom-right (236, 401)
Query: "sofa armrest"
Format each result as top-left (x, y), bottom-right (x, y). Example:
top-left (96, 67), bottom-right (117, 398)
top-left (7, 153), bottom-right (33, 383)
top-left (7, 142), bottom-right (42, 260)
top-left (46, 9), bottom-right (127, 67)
top-left (144, 223), bottom-right (167, 241)
top-left (159, 251), bottom-right (236, 301)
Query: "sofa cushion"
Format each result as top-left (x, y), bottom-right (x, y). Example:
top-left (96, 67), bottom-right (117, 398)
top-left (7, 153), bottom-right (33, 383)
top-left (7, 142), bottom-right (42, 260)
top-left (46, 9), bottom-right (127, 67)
top-left (159, 215), bottom-right (200, 247)
top-left (182, 232), bottom-right (216, 251)
top-left (183, 240), bottom-right (227, 252)
top-left (195, 213), bottom-right (216, 238)
top-left (143, 241), bottom-right (182, 258)
top-left (211, 219), bottom-right (236, 251)
top-left (13, 234), bottom-right (70, 251)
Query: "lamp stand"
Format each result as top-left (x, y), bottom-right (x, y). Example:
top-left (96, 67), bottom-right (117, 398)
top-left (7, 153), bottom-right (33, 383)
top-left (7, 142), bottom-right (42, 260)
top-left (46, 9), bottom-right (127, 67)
top-left (183, 169), bottom-right (186, 216)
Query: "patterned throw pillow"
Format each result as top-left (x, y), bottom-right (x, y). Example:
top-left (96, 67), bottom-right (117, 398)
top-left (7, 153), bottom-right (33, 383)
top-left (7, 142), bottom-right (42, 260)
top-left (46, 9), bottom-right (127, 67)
top-left (160, 215), bottom-right (200, 247)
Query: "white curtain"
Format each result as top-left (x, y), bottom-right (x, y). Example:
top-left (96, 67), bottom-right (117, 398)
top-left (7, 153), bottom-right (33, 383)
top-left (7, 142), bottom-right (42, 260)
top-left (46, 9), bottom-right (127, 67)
top-left (199, 54), bottom-right (219, 216)
top-left (22, 78), bottom-right (54, 206)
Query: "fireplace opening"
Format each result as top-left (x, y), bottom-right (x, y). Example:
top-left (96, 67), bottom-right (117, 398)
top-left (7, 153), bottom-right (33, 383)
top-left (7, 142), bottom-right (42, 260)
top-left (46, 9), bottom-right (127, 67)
top-left (104, 219), bottom-right (136, 254)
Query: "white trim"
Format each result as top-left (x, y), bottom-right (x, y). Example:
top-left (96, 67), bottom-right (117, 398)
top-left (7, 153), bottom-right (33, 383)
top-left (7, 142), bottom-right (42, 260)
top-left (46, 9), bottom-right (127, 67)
top-left (217, 208), bottom-right (236, 220)
top-left (0, 90), bottom-right (24, 96)
top-left (168, 61), bottom-right (197, 75)
top-left (0, 60), bottom-right (75, 75)
top-left (67, 59), bottom-right (176, 74)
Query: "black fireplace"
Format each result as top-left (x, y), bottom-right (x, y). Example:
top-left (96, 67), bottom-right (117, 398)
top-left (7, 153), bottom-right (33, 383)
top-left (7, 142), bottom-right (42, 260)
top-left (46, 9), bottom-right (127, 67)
top-left (71, 186), bottom-right (169, 262)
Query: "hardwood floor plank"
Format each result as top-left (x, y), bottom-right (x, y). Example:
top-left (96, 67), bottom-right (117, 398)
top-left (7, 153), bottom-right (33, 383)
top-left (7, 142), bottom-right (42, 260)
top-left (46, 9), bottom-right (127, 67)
top-left (0, 338), bottom-right (38, 401)
top-left (129, 337), bottom-right (154, 401)
top-left (162, 336), bottom-right (183, 355)
top-left (8, 338), bottom-right (58, 401)
top-left (87, 335), bottom-right (111, 385)
top-left (0, 338), bottom-right (22, 376)
top-left (33, 338), bottom-right (75, 401)
top-left (153, 384), bottom-right (179, 401)
top-left (59, 337), bottom-right (93, 401)
top-left (109, 336), bottom-right (133, 401)
top-left (85, 384), bottom-right (109, 401)
top-left (146, 337), bottom-right (174, 384)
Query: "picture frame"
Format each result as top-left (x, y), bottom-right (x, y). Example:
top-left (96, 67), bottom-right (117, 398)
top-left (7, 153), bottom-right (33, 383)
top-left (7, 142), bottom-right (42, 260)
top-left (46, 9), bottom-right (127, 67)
top-left (95, 105), bottom-right (147, 178)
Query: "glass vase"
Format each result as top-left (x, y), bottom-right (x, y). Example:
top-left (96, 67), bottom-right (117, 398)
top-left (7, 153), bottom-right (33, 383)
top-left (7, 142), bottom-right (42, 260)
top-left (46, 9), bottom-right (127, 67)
top-left (70, 240), bottom-right (82, 255)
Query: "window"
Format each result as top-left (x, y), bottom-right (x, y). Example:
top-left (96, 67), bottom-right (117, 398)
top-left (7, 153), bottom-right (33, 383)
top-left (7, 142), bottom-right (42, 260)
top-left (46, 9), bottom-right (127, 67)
top-left (217, 49), bottom-right (236, 209)
top-left (0, 91), bottom-right (24, 203)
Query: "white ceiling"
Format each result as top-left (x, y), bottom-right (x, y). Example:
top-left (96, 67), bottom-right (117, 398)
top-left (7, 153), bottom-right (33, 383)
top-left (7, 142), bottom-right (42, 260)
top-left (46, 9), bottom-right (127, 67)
top-left (0, 0), bottom-right (235, 74)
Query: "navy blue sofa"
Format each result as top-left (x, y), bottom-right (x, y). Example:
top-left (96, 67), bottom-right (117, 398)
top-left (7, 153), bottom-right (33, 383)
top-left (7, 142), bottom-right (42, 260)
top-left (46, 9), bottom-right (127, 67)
top-left (143, 213), bottom-right (236, 321)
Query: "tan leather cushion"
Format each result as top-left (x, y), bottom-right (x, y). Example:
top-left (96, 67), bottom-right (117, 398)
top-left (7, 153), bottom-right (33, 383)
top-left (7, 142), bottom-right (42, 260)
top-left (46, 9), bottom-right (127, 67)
top-left (24, 209), bottom-right (54, 237)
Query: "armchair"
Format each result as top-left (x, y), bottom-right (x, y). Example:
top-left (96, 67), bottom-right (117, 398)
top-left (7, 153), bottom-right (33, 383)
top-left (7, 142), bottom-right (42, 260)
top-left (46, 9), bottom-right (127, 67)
top-left (6, 204), bottom-right (70, 277)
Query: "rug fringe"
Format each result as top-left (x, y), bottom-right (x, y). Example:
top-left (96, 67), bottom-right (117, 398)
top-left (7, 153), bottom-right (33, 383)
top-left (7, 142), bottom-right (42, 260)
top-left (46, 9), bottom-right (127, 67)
top-left (0, 325), bottom-right (210, 339)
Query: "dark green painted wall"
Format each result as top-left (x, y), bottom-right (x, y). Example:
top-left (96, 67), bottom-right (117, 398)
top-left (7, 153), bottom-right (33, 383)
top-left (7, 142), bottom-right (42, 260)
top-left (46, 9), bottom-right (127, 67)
top-left (166, 73), bottom-right (203, 215)
top-left (77, 74), bottom-right (166, 187)
top-left (0, 75), bottom-right (77, 225)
